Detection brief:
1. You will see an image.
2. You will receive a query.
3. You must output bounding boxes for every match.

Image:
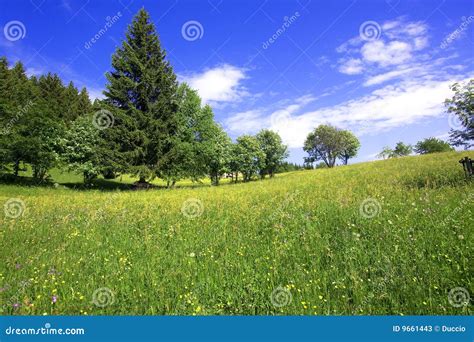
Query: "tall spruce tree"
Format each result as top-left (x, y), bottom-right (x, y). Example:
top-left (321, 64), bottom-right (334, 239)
top-left (102, 8), bottom-right (178, 182)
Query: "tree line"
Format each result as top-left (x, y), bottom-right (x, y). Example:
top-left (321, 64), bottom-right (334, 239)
top-left (2, 8), bottom-right (470, 186)
top-left (0, 9), bottom-right (290, 187)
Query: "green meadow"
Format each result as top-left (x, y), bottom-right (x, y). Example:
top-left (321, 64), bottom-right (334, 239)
top-left (1, 151), bottom-right (472, 315)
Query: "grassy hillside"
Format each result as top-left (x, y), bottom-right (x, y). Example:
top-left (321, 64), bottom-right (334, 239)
top-left (0, 151), bottom-right (472, 315)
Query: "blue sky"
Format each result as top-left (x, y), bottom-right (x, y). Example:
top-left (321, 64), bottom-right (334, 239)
top-left (1, 0), bottom-right (473, 164)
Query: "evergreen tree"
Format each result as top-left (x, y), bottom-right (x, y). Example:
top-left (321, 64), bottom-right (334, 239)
top-left (102, 8), bottom-right (179, 182)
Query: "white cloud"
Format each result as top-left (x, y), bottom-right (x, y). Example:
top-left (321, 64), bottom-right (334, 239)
top-left (338, 58), bottom-right (364, 75)
top-left (225, 109), bottom-right (265, 134)
top-left (180, 64), bottom-right (248, 104)
top-left (363, 67), bottom-right (416, 86)
top-left (337, 18), bottom-right (430, 75)
top-left (225, 76), bottom-right (472, 148)
top-left (361, 40), bottom-right (412, 67)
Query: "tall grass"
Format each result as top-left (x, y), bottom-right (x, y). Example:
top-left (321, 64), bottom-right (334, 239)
top-left (0, 151), bottom-right (472, 315)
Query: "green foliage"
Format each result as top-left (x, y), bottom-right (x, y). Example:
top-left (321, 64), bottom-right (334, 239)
top-left (1, 151), bottom-right (472, 315)
top-left (58, 115), bottom-right (103, 183)
top-left (445, 80), bottom-right (473, 149)
top-left (256, 129), bottom-right (288, 178)
top-left (392, 141), bottom-right (412, 157)
top-left (234, 135), bottom-right (265, 182)
top-left (205, 123), bottom-right (232, 185)
top-left (275, 162), bottom-right (304, 173)
top-left (339, 130), bottom-right (360, 165)
top-left (377, 146), bottom-right (394, 160)
top-left (304, 125), bottom-right (360, 167)
top-left (414, 137), bottom-right (454, 154)
top-left (102, 8), bottom-right (178, 181)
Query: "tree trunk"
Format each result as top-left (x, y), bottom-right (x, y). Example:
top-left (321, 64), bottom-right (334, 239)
top-left (13, 160), bottom-right (20, 177)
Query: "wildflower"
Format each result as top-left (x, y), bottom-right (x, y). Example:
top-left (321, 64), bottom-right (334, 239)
top-left (189, 252), bottom-right (196, 258)
top-left (52, 295), bottom-right (57, 304)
